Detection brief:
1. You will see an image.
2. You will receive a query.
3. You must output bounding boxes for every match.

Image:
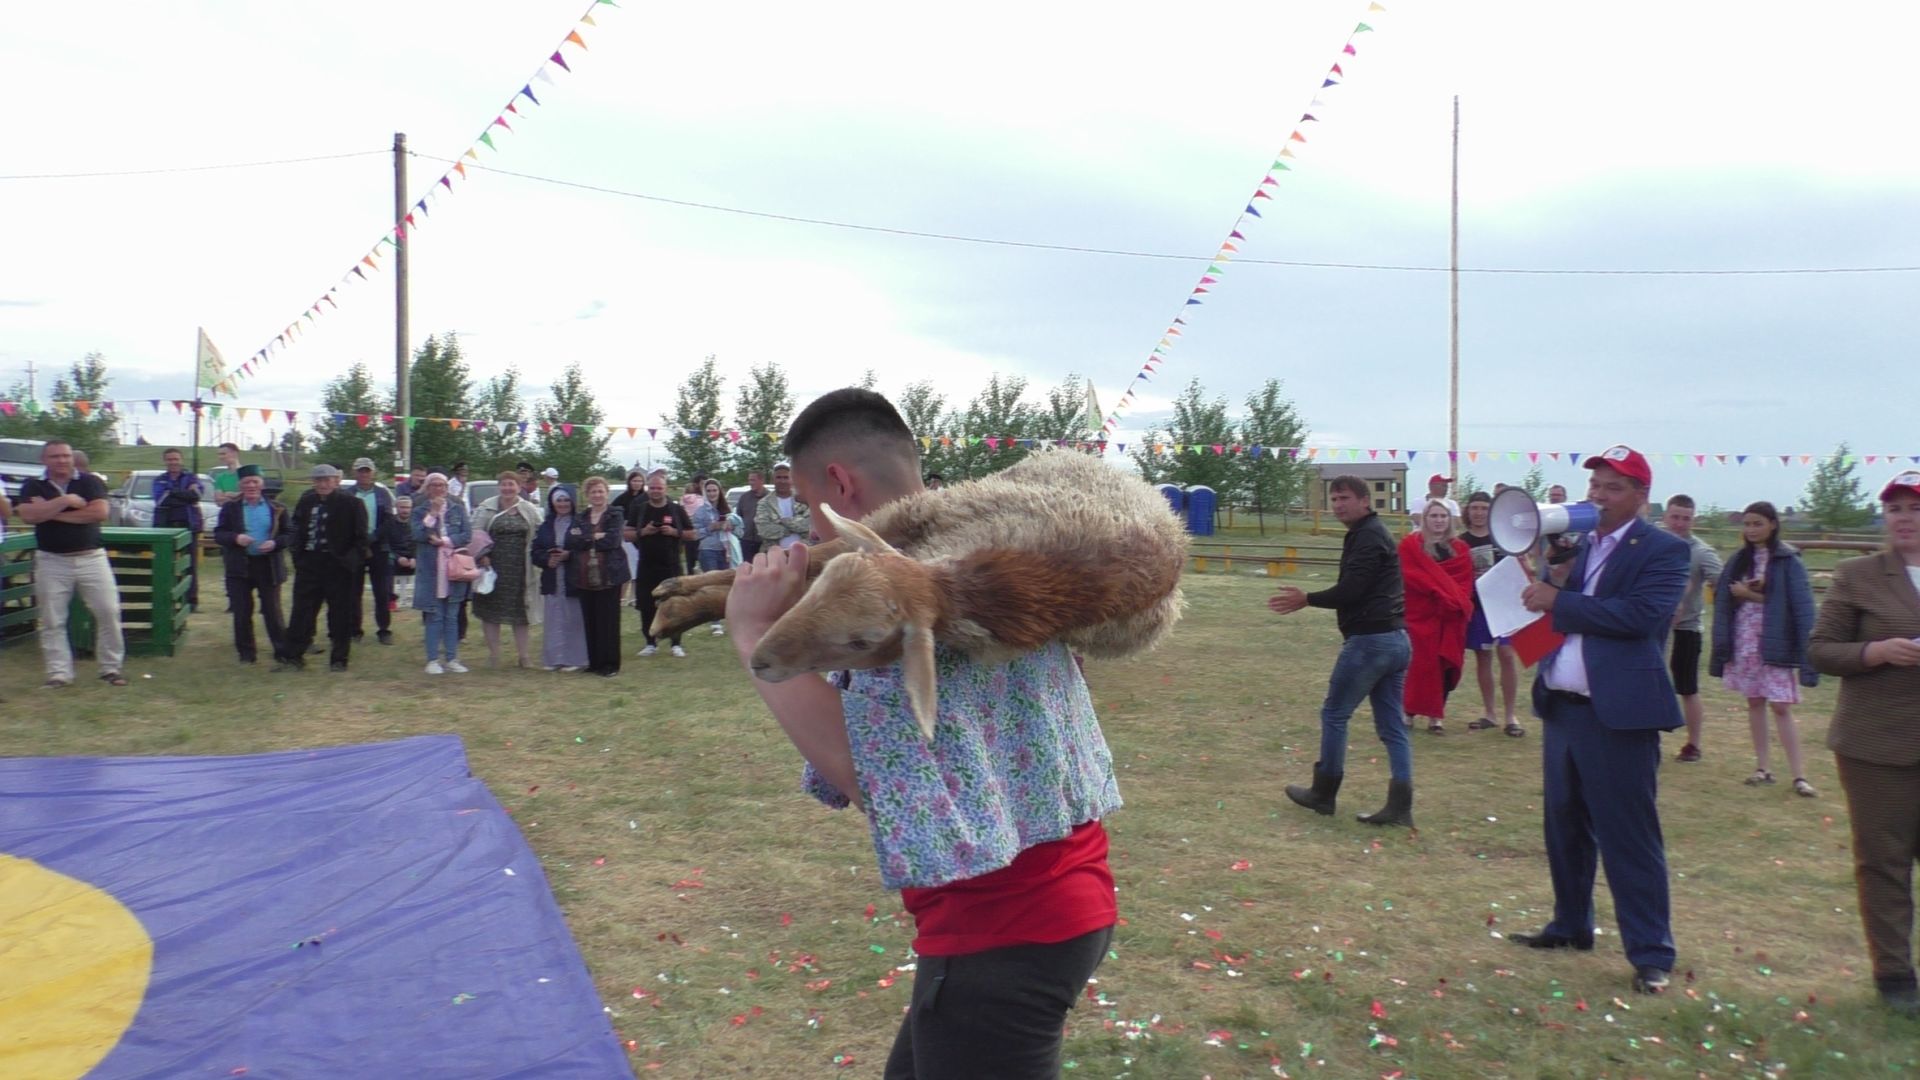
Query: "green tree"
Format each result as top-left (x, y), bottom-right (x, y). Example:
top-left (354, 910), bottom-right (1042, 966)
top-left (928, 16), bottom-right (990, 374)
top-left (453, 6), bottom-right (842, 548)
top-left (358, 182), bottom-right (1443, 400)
top-left (895, 379), bottom-right (956, 479)
top-left (1040, 373), bottom-right (1089, 441)
top-left (532, 362), bottom-right (618, 485)
top-left (0, 353), bottom-right (121, 451)
top-left (1802, 442), bottom-right (1874, 531)
top-left (1129, 378), bottom-right (1237, 497)
top-left (727, 361), bottom-right (795, 483)
top-left (1519, 464), bottom-right (1549, 500)
top-left (309, 362), bottom-right (391, 467)
top-left (945, 374), bottom-right (1041, 479)
top-left (406, 334), bottom-right (481, 471)
top-left (661, 355), bottom-right (729, 482)
top-left (471, 367), bottom-right (530, 476)
top-left (1236, 378), bottom-right (1310, 531)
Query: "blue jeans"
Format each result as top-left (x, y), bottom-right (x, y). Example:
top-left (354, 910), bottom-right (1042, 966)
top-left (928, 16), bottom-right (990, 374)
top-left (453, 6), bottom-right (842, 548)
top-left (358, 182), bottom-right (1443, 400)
top-left (1318, 629), bottom-right (1413, 781)
top-left (421, 597), bottom-right (460, 662)
top-left (698, 547), bottom-right (728, 573)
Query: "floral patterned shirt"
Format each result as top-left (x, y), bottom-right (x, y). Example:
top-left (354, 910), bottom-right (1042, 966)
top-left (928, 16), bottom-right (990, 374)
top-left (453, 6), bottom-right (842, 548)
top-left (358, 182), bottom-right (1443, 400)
top-left (803, 641), bottom-right (1123, 890)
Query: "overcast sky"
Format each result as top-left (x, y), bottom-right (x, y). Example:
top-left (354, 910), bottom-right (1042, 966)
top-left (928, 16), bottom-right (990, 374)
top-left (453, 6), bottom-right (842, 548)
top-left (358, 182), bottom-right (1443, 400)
top-left (3, 0), bottom-right (1915, 508)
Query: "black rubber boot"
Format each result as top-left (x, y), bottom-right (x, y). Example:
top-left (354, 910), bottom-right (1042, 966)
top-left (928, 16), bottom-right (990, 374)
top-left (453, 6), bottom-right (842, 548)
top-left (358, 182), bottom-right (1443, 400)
top-left (1285, 764), bottom-right (1343, 816)
top-left (1356, 779), bottom-right (1415, 827)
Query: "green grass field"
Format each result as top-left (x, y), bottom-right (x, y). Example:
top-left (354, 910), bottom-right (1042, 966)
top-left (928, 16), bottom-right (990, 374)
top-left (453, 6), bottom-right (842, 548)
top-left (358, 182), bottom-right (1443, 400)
top-left (4, 565), bottom-right (1915, 1078)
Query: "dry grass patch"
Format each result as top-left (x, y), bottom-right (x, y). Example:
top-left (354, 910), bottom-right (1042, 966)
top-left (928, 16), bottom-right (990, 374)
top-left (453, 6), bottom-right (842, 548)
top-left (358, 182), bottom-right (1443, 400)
top-left (2, 568), bottom-right (1915, 1077)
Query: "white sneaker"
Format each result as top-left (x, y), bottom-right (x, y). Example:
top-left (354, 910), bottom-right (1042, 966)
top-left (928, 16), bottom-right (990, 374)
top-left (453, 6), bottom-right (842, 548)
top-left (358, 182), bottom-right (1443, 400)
top-left (711, 622), bottom-right (726, 636)
top-left (638, 645), bottom-right (658, 657)
top-left (670, 645), bottom-right (687, 658)
top-left (445, 659), bottom-right (469, 673)
top-left (425, 660), bottom-right (444, 675)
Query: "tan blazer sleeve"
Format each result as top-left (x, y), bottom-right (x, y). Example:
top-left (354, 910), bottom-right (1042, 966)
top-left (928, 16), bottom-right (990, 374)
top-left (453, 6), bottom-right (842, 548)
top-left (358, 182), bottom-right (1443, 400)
top-left (1809, 558), bottom-right (1872, 676)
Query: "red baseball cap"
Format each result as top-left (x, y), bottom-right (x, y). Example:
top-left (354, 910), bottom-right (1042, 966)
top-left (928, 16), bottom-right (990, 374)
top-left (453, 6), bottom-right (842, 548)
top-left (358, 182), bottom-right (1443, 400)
top-left (1583, 444), bottom-right (1653, 486)
top-left (1427, 473), bottom-right (1453, 484)
top-left (1881, 469), bottom-right (1920, 501)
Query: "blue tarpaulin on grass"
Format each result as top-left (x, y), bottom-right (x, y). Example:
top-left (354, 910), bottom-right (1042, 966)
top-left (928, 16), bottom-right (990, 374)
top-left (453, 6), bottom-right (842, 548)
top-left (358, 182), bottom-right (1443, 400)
top-left (0, 735), bottom-right (632, 1079)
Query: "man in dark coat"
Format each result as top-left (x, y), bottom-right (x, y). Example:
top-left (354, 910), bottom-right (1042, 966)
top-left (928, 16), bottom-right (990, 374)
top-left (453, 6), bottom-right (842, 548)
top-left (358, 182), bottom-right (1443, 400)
top-left (212, 465), bottom-right (293, 663)
top-left (279, 464), bottom-right (370, 671)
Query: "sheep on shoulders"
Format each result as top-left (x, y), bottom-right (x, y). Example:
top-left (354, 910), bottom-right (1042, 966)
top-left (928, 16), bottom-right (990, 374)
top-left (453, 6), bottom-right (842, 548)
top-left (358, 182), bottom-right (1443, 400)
top-left (652, 451), bottom-right (1189, 737)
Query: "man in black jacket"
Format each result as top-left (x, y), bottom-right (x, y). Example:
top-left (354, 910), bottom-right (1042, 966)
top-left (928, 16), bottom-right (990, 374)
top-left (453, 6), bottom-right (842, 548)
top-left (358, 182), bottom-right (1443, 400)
top-left (279, 464), bottom-right (370, 672)
top-left (1269, 474), bottom-right (1415, 826)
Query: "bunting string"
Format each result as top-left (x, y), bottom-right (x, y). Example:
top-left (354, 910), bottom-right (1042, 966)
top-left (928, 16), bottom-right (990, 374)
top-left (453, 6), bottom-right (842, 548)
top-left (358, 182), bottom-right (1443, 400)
top-left (1100, 1), bottom-right (1388, 434)
top-left (202, 0), bottom-right (618, 398)
top-left (2, 398), bottom-right (1910, 471)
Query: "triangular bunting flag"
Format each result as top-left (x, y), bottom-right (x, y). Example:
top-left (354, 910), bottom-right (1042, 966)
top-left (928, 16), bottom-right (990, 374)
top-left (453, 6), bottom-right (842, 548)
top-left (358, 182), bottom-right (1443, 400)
top-left (565, 29), bottom-right (587, 48)
top-left (550, 51), bottom-right (571, 71)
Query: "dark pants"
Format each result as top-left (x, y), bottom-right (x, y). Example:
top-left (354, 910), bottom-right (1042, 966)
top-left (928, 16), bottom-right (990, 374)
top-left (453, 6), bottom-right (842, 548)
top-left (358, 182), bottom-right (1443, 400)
top-left (883, 926), bottom-right (1112, 1080)
top-left (283, 557), bottom-right (359, 666)
top-left (353, 550), bottom-right (395, 637)
top-left (682, 539), bottom-right (700, 577)
top-left (1835, 754), bottom-right (1920, 989)
top-left (184, 540), bottom-right (200, 609)
top-left (635, 563), bottom-right (682, 647)
top-left (227, 561), bottom-right (285, 662)
top-left (578, 588), bottom-right (622, 674)
top-left (1539, 692), bottom-right (1674, 970)
top-left (740, 538), bottom-right (761, 564)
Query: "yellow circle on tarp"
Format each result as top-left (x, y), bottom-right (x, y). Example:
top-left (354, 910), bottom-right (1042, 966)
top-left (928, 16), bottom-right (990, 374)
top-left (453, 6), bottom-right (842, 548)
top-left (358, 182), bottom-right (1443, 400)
top-left (0, 854), bottom-right (152, 1079)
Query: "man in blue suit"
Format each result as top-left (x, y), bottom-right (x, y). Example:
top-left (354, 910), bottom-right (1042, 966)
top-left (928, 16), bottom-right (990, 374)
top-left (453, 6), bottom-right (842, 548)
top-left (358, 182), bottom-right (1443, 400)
top-left (1513, 445), bottom-right (1689, 995)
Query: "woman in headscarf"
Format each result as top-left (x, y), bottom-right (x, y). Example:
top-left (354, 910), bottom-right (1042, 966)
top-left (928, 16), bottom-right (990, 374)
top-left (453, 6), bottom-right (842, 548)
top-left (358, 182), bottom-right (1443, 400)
top-left (473, 471), bottom-right (545, 668)
top-left (411, 472), bottom-right (472, 674)
top-left (530, 483), bottom-right (589, 672)
top-left (1400, 499), bottom-right (1476, 735)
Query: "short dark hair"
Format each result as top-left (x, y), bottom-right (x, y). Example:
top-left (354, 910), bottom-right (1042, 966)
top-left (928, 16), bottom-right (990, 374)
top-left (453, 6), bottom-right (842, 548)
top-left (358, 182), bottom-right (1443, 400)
top-left (1466, 490), bottom-right (1493, 506)
top-left (219, 441), bottom-right (241, 453)
top-left (517, 460), bottom-right (534, 471)
top-left (925, 472), bottom-right (944, 484)
top-left (162, 447), bottom-right (183, 457)
top-left (1327, 474), bottom-right (1370, 501)
top-left (1666, 493), bottom-right (1696, 510)
top-left (783, 388), bottom-right (915, 465)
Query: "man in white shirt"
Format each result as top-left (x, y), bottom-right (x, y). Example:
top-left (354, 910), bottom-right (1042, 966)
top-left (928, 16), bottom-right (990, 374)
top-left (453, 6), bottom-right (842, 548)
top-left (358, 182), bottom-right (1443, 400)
top-left (1512, 445), bottom-right (1690, 997)
top-left (1409, 473), bottom-right (1460, 531)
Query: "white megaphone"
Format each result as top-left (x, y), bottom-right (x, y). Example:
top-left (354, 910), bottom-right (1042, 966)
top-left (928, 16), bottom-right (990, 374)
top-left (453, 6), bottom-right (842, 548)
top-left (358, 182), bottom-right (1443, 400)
top-left (1489, 487), bottom-right (1601, 555)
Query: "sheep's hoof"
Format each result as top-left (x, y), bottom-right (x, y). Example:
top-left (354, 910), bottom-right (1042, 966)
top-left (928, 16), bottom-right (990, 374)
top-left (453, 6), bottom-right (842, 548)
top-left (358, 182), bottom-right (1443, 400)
top-left (653, 569), bottom-right (733, 601)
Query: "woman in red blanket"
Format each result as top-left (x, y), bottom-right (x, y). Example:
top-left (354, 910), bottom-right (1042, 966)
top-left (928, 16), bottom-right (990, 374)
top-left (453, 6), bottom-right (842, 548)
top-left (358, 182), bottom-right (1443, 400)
top-left (1401, 499), bottom-right (1476, 735)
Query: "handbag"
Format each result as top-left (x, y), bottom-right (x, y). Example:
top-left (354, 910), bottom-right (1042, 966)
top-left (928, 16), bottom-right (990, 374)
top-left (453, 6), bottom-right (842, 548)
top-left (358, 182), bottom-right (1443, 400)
top-left (446, 549), bottom-right (482, 582)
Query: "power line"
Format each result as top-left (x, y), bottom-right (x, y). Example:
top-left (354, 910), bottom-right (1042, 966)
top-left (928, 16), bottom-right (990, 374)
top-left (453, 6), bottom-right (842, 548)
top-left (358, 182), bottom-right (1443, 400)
top-left (0, 149), bottom-right (390, 181)
top-left (413, 152), bottom-right (1919, 277)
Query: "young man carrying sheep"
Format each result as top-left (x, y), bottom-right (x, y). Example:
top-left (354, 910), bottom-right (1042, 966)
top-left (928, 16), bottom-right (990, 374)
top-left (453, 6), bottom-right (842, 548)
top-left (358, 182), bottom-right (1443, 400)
top-left (726, 388), bottom-right (1120, 1080)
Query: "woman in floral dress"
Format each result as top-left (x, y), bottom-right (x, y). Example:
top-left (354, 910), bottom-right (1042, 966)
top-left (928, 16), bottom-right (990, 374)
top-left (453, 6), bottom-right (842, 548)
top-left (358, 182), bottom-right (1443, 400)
top-left (1710, 501), bottom-right (1819, 795)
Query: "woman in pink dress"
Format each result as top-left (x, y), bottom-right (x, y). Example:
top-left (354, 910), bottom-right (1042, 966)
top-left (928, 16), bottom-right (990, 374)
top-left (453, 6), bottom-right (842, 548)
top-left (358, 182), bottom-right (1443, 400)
top-left (1710, 501), bottom-right (1820, 795)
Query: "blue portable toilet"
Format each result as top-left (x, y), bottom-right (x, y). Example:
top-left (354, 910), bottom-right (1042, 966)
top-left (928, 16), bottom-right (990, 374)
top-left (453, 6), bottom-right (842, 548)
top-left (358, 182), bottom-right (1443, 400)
top-left (1156, 483), bottom-right (1185, 518)
top-left (1185, 485), bottom-right (1216, 536)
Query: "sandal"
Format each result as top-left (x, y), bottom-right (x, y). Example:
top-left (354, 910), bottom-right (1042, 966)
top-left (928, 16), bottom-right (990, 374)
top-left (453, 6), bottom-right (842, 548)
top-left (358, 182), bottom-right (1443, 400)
top-left (1744, 769), bottom-right (1776, 786)
top-left (1467, 717), bottom-right (1496, 731)
top-left (1792, 778), bottom-right (1817, 798)
top-left (99, 671), bottom-right (129, 687)
top-left (1505, 721), bottom-right (1525, 738)
top-left (42, 678), bottom-right (71, 690)
top-left (1428, 720), bottom-right (1445, 735)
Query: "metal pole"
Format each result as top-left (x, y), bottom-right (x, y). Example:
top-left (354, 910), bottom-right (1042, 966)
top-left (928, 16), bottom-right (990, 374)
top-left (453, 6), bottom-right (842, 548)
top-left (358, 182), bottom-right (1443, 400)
top-left (1448, 96), bottom-right (1461, 476)
top-left (394, 132), bottom-right (412, 471)
top-left (190, 330), bottom-right (202, 478)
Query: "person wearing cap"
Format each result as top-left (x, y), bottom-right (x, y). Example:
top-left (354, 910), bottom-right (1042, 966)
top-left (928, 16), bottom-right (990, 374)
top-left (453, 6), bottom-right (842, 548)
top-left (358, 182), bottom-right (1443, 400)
top-left (348, 457), bottom-right (397, 645)
top-left (1513, 445), bottom-right (1690, 996)
top-left (1408, 473), bottom-right (1460, 532)
top-left (280, 464), bottom-right (371, 672)
top-left (1809, 470), bottom-right (1920, 1016)
top-left (213, 465), bottom-right (292, 663)
top-left (539, 466), bottom-right (560, 506)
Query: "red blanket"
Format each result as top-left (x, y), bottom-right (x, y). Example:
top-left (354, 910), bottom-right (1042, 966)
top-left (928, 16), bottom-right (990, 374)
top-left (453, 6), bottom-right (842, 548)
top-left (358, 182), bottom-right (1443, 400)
top-left (1399, 533), bottom-right (1475, 718)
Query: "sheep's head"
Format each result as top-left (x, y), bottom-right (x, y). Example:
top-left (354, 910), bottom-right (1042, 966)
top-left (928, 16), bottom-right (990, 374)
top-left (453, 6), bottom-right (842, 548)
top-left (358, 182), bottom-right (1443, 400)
top-left (748, 504), bottom-right (941, 739)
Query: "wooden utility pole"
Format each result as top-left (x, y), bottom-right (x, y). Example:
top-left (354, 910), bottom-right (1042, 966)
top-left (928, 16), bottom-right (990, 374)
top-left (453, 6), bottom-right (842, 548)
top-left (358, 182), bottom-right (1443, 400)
top-left (1448, 96), bottom-right (1461, 473)
top-left (394, 132), bottom-right (412, 470)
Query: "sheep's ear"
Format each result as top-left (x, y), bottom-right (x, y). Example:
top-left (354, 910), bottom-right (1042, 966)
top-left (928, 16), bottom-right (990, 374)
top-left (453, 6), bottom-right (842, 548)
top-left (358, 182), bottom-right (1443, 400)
top-left (818, 503), bottom-right (898, 556)
top-left (901, 622), bottom-right (938, 741)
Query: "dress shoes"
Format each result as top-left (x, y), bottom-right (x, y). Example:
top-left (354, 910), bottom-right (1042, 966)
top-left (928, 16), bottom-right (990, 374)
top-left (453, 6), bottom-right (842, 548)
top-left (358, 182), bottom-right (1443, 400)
top-left (1508, 930), bottom-right (1594, 951)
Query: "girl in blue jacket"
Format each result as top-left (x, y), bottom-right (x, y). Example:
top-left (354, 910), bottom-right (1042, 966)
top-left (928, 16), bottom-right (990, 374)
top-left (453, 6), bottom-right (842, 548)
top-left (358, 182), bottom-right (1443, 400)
top-left (1710, 501), bottom-right (1818, 796)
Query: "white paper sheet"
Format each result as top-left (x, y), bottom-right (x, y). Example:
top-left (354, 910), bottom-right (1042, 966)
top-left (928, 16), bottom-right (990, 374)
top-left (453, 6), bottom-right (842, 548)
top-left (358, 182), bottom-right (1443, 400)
top-left (1474, 555), bottom-right (1540, 639)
